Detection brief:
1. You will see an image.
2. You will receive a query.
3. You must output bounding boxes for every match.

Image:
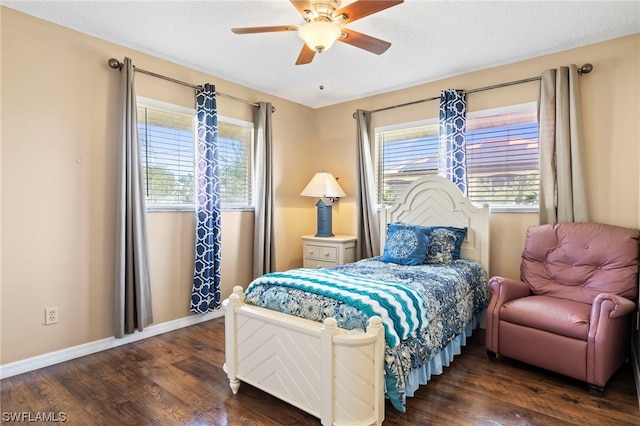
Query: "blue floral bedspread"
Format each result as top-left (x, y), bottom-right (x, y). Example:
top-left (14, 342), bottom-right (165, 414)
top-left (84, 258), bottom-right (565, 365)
top-left (244, 257), bottom-right (489, 412)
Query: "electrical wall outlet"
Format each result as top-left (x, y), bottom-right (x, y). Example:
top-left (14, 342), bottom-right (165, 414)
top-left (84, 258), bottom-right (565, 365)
top-left (44, 307), bottom-right (58, 325)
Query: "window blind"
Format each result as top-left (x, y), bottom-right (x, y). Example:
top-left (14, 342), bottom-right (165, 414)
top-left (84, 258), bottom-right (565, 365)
top-left (137, 103), bottom-right (254, 210)
top-left (138, 105), bottom-right (195, 207)
top-left (375, 104), bottom-right (539, 207)
top-left (466, 110), bottom-right (539, 207)
top-left (375, 124), bottom-right (439, 204)
top-left (218, 121), bottom-right (254, 208)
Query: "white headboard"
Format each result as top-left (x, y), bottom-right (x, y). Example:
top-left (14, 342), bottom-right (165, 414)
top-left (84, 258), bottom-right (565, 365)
top-left (379, 175), bottom-right (490, 273)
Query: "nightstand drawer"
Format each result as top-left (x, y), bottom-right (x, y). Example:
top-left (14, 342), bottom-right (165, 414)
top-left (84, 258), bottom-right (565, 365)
top-left (304, 244), bottom-right (338, 261)
top-left (301, 235), bottom-right (357, 269)
top-left (304, 259), bottom-right (338, 269)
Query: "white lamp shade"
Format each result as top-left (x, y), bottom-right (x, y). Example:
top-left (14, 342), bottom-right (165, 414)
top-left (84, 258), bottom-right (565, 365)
top-left (298, 21), bottom-right (341, 52)
top-left (300, 172), bottom-right (347, 198)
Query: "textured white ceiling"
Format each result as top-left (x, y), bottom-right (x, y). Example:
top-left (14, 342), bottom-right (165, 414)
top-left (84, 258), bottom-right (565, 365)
top-left (4, 1), bottom-right (639, 108)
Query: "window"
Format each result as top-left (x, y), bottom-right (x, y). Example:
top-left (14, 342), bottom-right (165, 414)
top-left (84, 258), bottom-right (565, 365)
top-left (466, 105), bottom-right (538, 207)
top-left (218, 119), bottom-right (254, 208)
top-left (375, 103), bottom-right (539, 209)
top-left (137, 98), bottom-right (254, 210)
top-left (138, 101), bottom-right (195, 208)
top-left (375, 122), bottom-right (439, 205)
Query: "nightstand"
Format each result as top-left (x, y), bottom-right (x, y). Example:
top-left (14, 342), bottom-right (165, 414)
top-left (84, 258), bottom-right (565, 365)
top-left (302, 235), bottom-right (357, 268)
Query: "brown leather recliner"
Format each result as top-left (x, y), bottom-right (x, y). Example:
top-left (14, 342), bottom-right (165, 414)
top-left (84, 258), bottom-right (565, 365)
top-left (486, 222), bottom-right (639, 395)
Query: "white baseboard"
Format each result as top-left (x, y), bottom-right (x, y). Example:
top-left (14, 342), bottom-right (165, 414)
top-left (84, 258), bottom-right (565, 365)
top-left (0, 310), bottom-right (224, 380)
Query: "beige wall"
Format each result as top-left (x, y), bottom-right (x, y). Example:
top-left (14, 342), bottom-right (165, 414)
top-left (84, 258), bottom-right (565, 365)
top-left (0, 7), bottom-right (316, 364)
top-left (2, 7), bottom-right (639, 365)
top-left (317, 33), bottom-right (640, 278)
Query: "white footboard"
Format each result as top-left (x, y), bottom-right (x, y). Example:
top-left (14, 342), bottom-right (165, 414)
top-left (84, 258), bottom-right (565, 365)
top-left (224, 286), bottom-right (385, 426)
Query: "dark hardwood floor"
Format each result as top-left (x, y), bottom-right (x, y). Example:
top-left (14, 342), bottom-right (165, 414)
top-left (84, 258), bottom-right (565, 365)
top-left (1, 317), bottom-right (638, 425)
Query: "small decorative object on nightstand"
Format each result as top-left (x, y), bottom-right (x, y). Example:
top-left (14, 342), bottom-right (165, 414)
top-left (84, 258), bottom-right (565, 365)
top-left (302, 235), bottom-right (357, 268)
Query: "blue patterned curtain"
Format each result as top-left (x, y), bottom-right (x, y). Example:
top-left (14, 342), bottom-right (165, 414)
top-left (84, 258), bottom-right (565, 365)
top-left (190, 84), bottom-right (222, 313)
top-left (438, 89), bottom-right (468, 195)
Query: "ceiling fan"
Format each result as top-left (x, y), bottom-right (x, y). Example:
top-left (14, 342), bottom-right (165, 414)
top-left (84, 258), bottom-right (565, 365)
top-left (231, 0), bottom-right (404, 65)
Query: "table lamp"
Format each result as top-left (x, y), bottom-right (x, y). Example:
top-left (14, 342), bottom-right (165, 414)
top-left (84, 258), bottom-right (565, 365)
top-left (300, 172), bottom-right (346, 237)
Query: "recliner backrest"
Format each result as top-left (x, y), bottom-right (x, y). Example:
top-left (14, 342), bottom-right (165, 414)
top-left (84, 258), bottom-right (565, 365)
top-left (520, 223), bottom-right (640, 304)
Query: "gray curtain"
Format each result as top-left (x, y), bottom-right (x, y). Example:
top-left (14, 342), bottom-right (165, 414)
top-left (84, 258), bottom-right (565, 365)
top-left (538, 65), bottom-right (589, 224)
top-left (253, 102), bottom-right (276, 278)
top-left (114, 57), bottom-right (153, 338)
top-left (356, 109), bottom-right (380, 259)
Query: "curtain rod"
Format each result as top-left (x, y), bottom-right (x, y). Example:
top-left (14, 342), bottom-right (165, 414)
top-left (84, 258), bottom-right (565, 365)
top-left (353, 63), bottom-right (593, 118)
top-left (107, 58), bottom-right (275, 113)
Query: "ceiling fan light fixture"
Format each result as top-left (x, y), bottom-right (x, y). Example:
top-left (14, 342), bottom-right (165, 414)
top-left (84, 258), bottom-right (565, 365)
top-left (298, 21), bottom-right (341, 53)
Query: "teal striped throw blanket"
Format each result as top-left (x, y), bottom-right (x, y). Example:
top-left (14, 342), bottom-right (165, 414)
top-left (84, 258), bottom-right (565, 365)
top-left (246, 268), bottom-right (429, 348)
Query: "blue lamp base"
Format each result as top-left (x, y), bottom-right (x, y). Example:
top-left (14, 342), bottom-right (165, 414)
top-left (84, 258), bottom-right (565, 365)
top-left (314, 199), bottom-right (334, 237)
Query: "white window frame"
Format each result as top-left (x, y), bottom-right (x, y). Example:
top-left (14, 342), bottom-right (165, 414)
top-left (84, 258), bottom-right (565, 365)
top-left (374, 117), bottom-right (439, 206)
top-left (467, 102), bottom-right (538, 213)
top-left (137, 97), bottom-right (255, 212)
top-left (217, 115), bottom-right (255, 211)
top-left (374, 102), bottom-right (539, 213)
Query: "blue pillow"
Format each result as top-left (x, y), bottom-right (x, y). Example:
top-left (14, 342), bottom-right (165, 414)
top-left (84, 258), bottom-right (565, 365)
top-left (381, 223), bottom-right (430, 265)
top-left (425, 228), bottom-right (459, 264)
top-left (427, 226), bottom-right (467, 260)
top-left (391, 223), bottom-right (467, 261)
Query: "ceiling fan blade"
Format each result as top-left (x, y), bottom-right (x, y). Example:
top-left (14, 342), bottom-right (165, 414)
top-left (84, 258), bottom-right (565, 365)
top-left (338, 28), bottom-right (391, 55)
top-left (334, 0), bottom-right (404, 24)
top-left (290, 0), bottom-right (315, 20)
top-left (231, 25), bottom-right (298, 34)
top-left (295, 44), bottom-right (316, 65)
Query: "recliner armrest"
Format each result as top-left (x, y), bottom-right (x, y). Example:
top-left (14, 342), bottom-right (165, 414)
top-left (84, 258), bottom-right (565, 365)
top-left (587, 293), bottom-right (637, 386)
top-left (591, 293), bottom-right (636, 320)
top-left (488, 276), bottom-right (531, 304)
top-left (485, 277), bottom-right (531, 354)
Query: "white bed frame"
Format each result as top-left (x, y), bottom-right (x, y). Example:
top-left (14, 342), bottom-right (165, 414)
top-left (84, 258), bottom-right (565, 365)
top-left (223, 175), bottom-right (490, 426)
